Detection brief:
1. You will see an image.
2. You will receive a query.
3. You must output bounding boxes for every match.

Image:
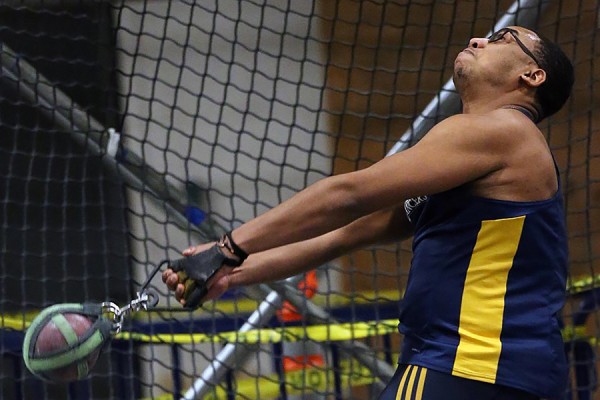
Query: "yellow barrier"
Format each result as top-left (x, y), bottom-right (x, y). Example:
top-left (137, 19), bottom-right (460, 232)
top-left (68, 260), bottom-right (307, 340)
top-left (138, 358), bottom-right (382, 400)
top-left (2, 273), bottom-right (599, 344)
top-left (115, 319), bottom-right (399, 345)
top-left (0, 289), bottom-right (401, 331)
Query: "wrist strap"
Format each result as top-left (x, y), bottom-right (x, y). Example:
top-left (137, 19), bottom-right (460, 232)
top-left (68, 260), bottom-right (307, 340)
top-left (224, 231), bottom-right (249, 261)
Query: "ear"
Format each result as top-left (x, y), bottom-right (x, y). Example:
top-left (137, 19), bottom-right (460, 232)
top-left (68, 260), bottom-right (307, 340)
top-left (521, 68), bottom-right (546, 88)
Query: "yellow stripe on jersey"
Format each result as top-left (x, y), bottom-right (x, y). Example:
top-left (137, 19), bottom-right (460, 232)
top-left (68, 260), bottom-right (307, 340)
top-left (452, 216), bottom-right (526, 382)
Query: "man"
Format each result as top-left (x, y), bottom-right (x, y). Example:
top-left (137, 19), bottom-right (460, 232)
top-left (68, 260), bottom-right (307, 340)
top-left (163, 26), bottom-right (574, 399)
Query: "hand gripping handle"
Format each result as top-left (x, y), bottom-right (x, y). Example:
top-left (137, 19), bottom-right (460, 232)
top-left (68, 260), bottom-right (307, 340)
top-left (169, 245), bottom-right (228, 309)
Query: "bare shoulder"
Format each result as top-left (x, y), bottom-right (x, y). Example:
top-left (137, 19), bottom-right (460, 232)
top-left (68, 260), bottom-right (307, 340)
top-left (434, 109), bottom-right (556, 201)
top-left (424, 109), bottom-right (535, 149)
top-left (346, 107), bottom-right (551, 207)
top-left (409, 108), bottom-right (554, 199)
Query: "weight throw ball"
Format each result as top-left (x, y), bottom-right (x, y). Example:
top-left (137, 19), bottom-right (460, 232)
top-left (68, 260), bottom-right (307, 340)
top-left (23, 303), bottom-right (113, 383)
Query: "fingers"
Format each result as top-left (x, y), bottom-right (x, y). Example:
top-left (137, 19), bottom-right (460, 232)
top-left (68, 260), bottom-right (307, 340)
top-left (180, 278), bottom-right (197, 301)
top-left (161, 268), bottom-right (188, 305)
top-left (162, 243), bottom-right (232, 307)
top-left (182, 247), bottom-right (196, 256)
top-left (162, 268), bottom-right (179, 290)
top-left (162, 267), bottom-right (206, 306)
top-left (175, 282), bottom-right (185, 305)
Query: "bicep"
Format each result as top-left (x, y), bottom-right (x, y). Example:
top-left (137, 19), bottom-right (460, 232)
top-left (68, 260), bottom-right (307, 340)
top-left (347, 115), bottom-right (506, 212)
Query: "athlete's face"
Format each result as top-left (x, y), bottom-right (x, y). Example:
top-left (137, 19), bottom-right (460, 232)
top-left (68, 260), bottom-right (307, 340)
top-left (454, 26), bottom-right (541, 87)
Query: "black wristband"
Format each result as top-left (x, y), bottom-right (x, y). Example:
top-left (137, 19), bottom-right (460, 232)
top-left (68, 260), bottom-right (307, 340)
top-left (225, 231), bottom-right (249, 261)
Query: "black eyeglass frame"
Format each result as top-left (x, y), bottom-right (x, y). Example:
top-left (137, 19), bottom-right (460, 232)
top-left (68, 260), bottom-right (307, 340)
top-left (487, 28), bottom-right (541, 66)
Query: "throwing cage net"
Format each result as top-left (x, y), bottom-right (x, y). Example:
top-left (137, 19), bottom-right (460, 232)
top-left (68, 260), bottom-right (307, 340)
top-left (0, 1), bottom-right (598, 399)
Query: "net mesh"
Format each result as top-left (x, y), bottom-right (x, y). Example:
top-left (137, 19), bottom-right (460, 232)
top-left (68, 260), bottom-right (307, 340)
top-left (0, 1), bottom-right (598, 399)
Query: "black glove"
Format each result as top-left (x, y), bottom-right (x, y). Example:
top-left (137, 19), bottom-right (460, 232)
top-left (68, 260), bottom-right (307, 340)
top-left (170, 244), bottom-right (241, 309)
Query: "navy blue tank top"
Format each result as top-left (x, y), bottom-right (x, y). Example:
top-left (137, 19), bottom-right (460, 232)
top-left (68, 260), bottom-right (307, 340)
top-left (400, 182), bottom-right (568, 398)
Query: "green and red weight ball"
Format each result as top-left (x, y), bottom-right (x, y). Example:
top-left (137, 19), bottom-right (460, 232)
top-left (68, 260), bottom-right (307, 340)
top-left (22, 303), bottom-right (114, 382)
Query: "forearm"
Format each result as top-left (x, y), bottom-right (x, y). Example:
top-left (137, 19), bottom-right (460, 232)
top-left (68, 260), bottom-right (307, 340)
top-left (231, 173), bottom-right (368, 255)
top-left (164, 205), bottom-right (412, 305)
top-left (227, 206), bottom-right (412, 287)
top-left (227, 236), bottom-right (338, 287)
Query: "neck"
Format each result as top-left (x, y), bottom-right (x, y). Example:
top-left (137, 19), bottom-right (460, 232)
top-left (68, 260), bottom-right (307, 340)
top-left (460, 89), bottom-right (539, 122)
top-left (456, 74), bottom-right (541, 121)
top-left (502, 104), bottom-right (537, 122)
top-left (458, 83), bottom-right (500, 114)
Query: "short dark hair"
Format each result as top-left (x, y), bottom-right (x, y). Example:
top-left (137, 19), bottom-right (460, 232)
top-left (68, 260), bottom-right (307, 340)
top-left (533, 36), bottom-right (574, 121)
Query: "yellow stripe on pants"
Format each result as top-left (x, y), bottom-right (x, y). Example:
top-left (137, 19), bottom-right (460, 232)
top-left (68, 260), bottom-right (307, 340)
top-left (396, 366), bottom-right (428, 400)
top-left (415, 367), bottom-right (427, 399)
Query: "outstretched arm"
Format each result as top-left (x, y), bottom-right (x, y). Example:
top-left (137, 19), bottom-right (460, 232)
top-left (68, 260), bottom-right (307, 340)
top-left (164, 111), bottom-right (515, 306)
top-left (163, 205), bottom-right (412, 305)
top-left (227, 113), bottom-right (507, 255)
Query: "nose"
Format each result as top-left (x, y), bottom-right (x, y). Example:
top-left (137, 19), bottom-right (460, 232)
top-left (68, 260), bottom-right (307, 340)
top-left (468, 37), bottom-right (488, 49)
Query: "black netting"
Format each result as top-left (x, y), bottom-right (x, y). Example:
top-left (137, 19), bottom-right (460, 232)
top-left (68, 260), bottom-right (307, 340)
top-left (0, 1), bottom-right (598, 399)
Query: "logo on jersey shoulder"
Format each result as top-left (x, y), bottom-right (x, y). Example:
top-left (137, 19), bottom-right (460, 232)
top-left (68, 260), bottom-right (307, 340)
top-left (404, 196), bottom-right (428, 223)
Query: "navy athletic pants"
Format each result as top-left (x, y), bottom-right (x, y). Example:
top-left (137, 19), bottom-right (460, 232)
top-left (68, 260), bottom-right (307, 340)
top-left (377, 364), bottom-right (540, 400)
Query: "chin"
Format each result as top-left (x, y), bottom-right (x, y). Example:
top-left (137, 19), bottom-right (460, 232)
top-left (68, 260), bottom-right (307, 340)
top-left (452, 70), bottom-right (468, 93)
top-left (453, 67), bottom-right (466, 82)
top-left (453, 57), bottom-right (466, 74)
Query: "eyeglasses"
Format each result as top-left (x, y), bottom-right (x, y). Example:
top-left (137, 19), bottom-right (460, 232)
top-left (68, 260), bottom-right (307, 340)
top-left (487, 28), bottom-right (541, 66)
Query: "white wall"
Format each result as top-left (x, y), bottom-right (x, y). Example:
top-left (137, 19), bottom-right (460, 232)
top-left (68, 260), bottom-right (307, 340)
top-left (114, 1), bottom-right (332, 397)
top-left (117, 0), bottom-right (329, 227)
